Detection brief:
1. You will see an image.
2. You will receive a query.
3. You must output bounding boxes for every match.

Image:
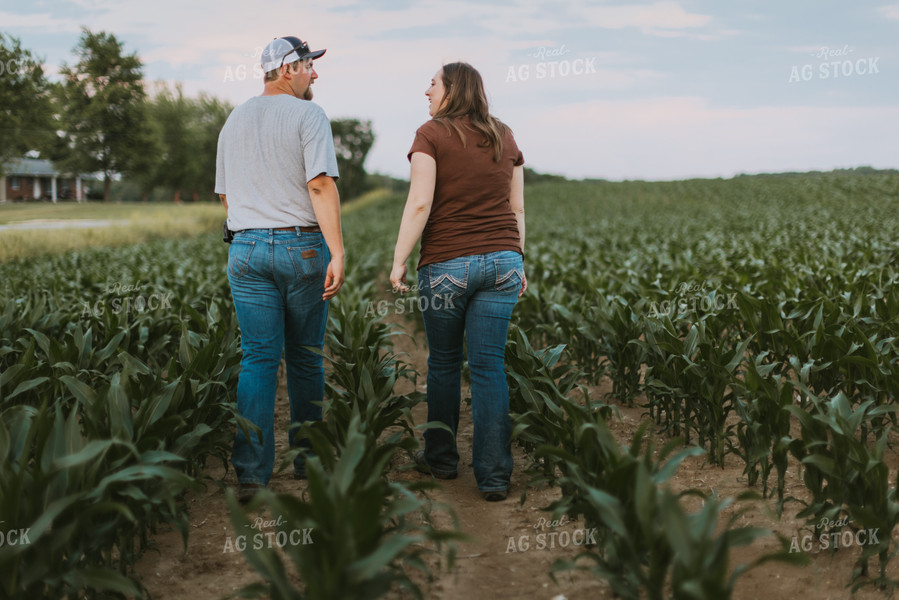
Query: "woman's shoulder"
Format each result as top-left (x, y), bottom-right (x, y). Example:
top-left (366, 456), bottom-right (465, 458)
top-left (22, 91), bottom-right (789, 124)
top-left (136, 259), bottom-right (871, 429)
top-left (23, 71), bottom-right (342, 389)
top-left (416, 118), bottom-right (448, 134)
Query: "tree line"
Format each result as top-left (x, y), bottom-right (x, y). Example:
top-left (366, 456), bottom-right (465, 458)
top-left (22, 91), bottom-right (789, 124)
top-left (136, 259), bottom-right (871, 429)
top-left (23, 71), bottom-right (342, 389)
top-left (0, 28), bottom-right (374, 202)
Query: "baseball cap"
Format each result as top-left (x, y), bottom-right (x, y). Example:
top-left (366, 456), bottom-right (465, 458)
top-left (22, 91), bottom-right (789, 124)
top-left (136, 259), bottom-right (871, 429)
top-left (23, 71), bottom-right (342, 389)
top-left (260, 36), bottom-right (326, 73)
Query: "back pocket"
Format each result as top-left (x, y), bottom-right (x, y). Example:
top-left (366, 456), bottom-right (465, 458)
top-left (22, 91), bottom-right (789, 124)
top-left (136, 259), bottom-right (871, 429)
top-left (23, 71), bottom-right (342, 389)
top-left (494, 257), bottom-right (523, 293)
top-left (228, 239), bottom-right (256, 280)
top-left (287, 243), bottom-right (324, 281)
top-left (428, 261), bottom-right (469, 301)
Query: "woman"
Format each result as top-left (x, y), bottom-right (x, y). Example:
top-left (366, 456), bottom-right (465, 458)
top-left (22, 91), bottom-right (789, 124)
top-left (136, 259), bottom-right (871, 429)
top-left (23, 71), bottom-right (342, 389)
top-left (390, 62), bottom-right (526, 501)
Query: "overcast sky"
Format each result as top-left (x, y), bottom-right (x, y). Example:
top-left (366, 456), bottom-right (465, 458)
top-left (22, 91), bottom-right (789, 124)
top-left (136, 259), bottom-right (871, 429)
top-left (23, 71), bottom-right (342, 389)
top-left (2, 0), bottom-right (897, 180)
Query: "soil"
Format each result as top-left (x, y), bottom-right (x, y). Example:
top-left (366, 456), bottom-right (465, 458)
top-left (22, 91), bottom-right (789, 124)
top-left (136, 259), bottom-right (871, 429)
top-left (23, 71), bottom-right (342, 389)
top-left (133, 312), bottom-right (899, 600)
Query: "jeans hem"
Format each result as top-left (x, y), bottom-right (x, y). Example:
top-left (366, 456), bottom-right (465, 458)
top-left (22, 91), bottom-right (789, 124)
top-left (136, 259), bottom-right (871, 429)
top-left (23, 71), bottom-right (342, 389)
top-left (237, 478), bottom-right (266, 486)
top-left (430, 468), bottom-right (459, 478)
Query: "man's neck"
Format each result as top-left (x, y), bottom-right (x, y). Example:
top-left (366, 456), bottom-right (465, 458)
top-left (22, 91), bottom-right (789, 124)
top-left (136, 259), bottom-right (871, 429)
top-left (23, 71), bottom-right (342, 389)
top-left (261, 80), bottom-right (294, 97)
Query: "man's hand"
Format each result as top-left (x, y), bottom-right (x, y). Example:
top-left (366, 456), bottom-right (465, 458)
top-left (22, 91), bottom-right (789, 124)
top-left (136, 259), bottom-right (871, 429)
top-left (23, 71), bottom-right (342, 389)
top-left (323, 254), bottom-right (345, 301)
top-left (308, 174), bottom-right (345, 302)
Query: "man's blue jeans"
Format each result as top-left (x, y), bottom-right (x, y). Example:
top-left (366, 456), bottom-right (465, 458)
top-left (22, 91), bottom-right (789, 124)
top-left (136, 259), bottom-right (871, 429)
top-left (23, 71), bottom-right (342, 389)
top-left (417, 251), bottom-right (523, 493)
top-left (227, 228), bottom-right (329, 485)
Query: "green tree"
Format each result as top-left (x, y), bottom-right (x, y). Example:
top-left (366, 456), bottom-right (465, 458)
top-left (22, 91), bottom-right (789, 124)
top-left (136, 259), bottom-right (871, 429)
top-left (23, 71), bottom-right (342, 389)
top-left (143, 82), bottom-right (231, 202)
top-left (56, 28), bottom-right (156, 202)
top-left (0, 34), bottom-right (54, 174)
top-left (146, 82), bottom-right (195, 201)
top-left (191, 94), bottom-right (232, 201)
top-left (331, 118), bottom-right (374, 201)
top-left (522, 167), bottom-right (568, 184)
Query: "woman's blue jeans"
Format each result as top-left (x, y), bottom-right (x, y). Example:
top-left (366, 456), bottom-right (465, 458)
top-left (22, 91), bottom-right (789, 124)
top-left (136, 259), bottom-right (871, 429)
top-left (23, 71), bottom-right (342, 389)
top-left (417, 250), bottom-right (523, 492)
top-left (227, 228), bottom-right (330, 485)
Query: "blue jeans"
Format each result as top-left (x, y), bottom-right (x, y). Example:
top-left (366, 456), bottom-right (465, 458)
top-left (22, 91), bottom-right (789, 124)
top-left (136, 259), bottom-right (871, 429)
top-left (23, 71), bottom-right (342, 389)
top-left (227, 228), bottom-right (330, 485)
top-left (418, 250), bottom-right (523, 492)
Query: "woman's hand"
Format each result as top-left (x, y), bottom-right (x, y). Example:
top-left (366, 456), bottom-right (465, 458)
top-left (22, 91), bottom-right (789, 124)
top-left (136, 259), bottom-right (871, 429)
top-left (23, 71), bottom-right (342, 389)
top-left (390, 262), bottom-right (409, 293)
top-left (519, 270), bottom-right (528, 298)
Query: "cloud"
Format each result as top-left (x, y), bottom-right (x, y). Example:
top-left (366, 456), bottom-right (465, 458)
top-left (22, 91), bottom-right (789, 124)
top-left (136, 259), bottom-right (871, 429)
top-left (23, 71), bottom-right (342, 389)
top-left (584, 1), bottom-right (713, 31)
top-left (878, 4), bottom-right (899, 19)
top-left (0, 11), bottom-right (81, 33)
top-left (507, 98), bottom-right (899, 180)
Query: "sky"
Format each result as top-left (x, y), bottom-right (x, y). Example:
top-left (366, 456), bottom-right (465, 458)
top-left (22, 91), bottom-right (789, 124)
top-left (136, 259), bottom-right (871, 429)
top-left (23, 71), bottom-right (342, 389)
top-left (1, 0), bottom-right (897, 181)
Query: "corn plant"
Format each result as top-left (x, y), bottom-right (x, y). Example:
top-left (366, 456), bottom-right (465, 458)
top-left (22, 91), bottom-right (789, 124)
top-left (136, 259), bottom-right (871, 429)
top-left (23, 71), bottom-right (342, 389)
top-left (641, 314), bottom-right (694, 442)
top-left (734, 291), bottom-right (797, 372)
top-left (786, 391), bottom-right (899, 590)
top-left (0, 234), bottom-right (245, 596)
top-left (586, 294), bottom-right (646, 405)
top-left (641, 315), bottom-right (753, 465)
top-left (662, 491), bottom-right (802, 598)
top-left (731, 353), bottom-right (795, 511)
top-left (545, 417), bottom-right (699, 532)
top-left (229, 416), bottom-right (461, 600)
top-left (0, 402), bottom-right (196, 599)
top-left (296, 289), bottom-right (423, 458)
top-left (505, 324), bottom-right (613, 481)
top-left (544, 420), bottom-right (798, 599)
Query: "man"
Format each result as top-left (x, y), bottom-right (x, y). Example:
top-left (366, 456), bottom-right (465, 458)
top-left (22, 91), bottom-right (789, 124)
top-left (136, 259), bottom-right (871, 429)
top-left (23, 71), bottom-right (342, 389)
top-left (215, 35), bottom-right (345, 503)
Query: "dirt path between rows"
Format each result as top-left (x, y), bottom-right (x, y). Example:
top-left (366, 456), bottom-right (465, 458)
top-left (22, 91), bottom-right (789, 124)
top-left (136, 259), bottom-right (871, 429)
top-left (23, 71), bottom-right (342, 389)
top-left (134, 313), bottom-right (898, 600)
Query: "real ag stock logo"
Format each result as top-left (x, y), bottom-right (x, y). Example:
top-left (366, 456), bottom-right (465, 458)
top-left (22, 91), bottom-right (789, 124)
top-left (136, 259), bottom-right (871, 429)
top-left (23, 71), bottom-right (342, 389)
top-left (0, 59), bottom-right (27, 77)
top-left (364, 282), bottom-right (456, 318)
top-left (647, 280), bottom-right (738, 319)
top-left (788, 44), bottom-right (881, 83)
top-left (505, 515), bottom-right (597, 553)
top-left (80, 280), bottom-right (173, 319)
top-left (788, 516), bottom-right (880, 554)
top-left (223, 514), bottom-right (313, 553)
top-left (505, 44), bottom-right (598, 83)
top-left (0, 522), bottom-right (31, 547)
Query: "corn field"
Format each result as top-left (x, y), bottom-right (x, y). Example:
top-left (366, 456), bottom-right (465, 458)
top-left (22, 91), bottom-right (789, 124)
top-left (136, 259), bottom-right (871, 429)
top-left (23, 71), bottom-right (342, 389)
top-left (1, 170), bottom-right (897, 598)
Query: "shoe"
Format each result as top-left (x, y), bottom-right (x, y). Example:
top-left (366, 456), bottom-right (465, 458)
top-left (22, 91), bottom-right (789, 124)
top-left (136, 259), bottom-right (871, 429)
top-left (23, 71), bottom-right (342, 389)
top-left (237, 483), bottom-right (264, 504)
top-left (483, 490), bottom-right (508, 502)
top-left (413, 450), bottom-right (458, 480)
top-left (294, 463), bottom-right (307, 480)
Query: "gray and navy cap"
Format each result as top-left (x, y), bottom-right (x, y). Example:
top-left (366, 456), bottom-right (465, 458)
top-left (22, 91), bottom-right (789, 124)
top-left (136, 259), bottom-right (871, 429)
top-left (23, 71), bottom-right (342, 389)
top-left (260, 36), bottom-right (325, 73)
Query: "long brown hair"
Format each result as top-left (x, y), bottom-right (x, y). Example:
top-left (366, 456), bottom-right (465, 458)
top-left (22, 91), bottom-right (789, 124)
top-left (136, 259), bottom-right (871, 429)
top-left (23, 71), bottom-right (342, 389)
top-left (432, 62), bottom-right (509, 162)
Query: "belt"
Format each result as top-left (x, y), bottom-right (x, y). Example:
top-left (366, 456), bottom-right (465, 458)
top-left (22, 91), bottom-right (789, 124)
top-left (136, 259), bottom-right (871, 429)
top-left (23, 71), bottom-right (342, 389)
top-left (271, 225), bottom-right (321, 233)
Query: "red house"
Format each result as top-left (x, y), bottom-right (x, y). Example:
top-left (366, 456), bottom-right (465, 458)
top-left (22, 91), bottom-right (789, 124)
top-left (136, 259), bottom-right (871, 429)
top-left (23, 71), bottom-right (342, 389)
top-left (1, 158), bottom-right (87, 203)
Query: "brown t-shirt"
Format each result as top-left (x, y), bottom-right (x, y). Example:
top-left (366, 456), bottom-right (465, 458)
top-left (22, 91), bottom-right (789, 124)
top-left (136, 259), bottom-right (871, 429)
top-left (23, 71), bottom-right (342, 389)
top-left (408, 116), bottom-right (524, 270)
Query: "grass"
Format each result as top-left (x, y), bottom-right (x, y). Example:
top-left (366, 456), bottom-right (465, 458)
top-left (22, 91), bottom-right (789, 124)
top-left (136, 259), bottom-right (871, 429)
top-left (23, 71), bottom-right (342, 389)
top-left (0, 190), bottom-right (402, 262)
top-left (0, 201), bottom-right (224, 225)
top-left (0, 201), bottom-right (226, 261)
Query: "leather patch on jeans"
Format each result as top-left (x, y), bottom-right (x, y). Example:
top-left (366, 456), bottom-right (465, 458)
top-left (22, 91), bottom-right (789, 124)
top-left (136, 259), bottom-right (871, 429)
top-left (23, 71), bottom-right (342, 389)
top-left (301, 249), bottom-right (317, 259)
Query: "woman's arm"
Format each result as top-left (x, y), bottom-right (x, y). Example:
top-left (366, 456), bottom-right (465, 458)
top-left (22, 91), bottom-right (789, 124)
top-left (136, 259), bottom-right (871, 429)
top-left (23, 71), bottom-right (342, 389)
top-left (510, 165), bottom-right (525, 252)
top-left (509, 165), bottom-right (527, 296)
top-left (390, 152), bottom-right (437, 291)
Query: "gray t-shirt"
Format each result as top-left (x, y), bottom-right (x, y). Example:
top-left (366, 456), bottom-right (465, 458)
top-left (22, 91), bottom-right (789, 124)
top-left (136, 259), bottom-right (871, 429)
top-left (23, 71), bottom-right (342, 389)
top-left (215, 95), bottom-right (339, 231)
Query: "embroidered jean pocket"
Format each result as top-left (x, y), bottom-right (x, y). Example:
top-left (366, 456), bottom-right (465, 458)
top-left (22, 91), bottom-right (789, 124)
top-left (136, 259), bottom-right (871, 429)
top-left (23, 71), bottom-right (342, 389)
top-left (494, 257), bottom-right (523, 294)
top-left (228, 239), bottom-right (256, 280)
top-left (428, 262), bottom-right (469, 301)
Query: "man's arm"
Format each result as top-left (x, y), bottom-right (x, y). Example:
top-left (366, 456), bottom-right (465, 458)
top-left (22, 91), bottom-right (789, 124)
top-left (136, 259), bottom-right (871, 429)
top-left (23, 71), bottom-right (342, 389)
top-left (219, 194), bottom-right (228, 211)
top-left (308, 174), bottom-right (345, 301)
